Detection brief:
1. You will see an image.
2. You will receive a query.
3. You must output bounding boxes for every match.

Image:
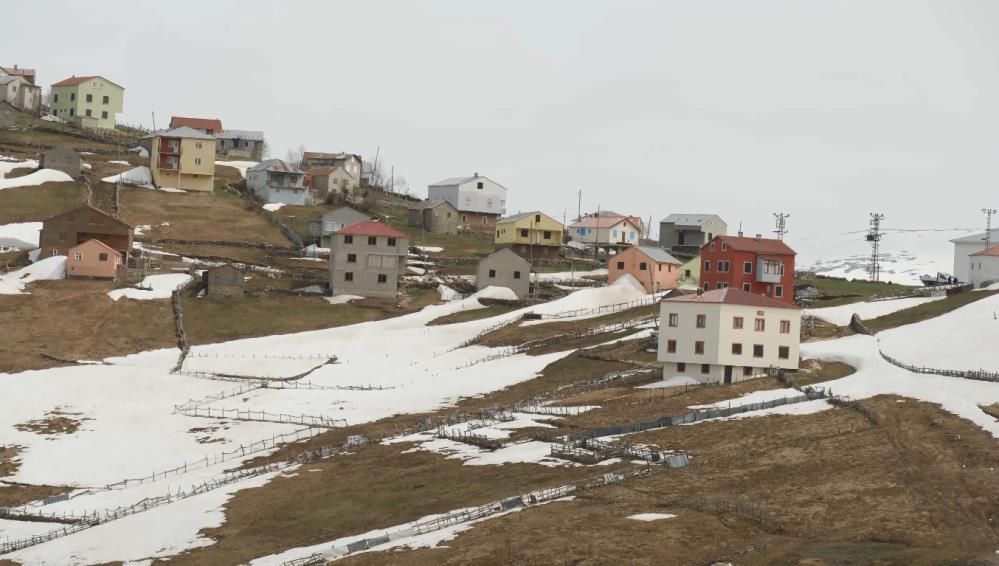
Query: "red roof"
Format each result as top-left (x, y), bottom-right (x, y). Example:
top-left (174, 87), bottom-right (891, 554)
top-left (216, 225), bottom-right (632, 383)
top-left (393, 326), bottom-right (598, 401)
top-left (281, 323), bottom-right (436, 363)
top-left (306, 166), bottom-right (337, 176)
top-left (52, 75), bottom-right (98, 87)
top-left (710, 235), bottom-right (796, 256)
top-left (339, 220), bottom-right (408, 238)
top-left (170, 116), bottom-right (222, 131)
top-left (3, 66), bottom-right (35, 79)
top-left (663, 287), bottom-right (801, 310)
top-left (971, 245), bottom-right (999, 257)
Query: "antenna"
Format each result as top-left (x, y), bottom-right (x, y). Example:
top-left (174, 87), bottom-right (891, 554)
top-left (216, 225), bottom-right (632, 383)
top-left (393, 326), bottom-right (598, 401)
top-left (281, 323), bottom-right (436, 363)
top-left (983, 208), bottom-right (997, 249)
top-left (773, 213), bottom-right (790, 240)
top-left (866, 213), bottom-right (885, 282)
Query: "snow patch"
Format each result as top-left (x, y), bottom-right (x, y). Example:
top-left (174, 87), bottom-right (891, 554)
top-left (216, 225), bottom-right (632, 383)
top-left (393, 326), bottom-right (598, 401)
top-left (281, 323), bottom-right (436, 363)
top-left (262, 203), bottom-right (285, 212)
top-left (108, 273), bottom-right (193, 301)
top-left (627, 513), bottom-right (676, 522)
top-left (325, 294), bottom-right (364, 305)
top-left (0, 256), bottom-right (66, 294)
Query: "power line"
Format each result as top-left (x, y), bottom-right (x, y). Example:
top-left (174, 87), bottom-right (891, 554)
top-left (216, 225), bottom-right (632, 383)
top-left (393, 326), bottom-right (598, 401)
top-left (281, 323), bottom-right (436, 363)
top-left (773, 213), bottom-right (790, 240)
top-left (866, 213), bottom-right (885, 282)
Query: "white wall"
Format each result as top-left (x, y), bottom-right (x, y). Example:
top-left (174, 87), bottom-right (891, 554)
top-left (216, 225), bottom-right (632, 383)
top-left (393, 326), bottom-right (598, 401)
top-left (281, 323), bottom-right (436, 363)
top-left (969, 255), bottom-right (999, 287)
top-left (429, 177), bottom-right (506, 215)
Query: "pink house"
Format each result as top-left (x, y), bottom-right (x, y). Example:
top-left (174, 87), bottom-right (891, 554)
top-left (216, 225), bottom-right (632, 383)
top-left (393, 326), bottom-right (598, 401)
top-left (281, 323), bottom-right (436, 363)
top-left (609, 245), bottom-right (681, 293)
top-left (66, 239), bottom-right (122, 280)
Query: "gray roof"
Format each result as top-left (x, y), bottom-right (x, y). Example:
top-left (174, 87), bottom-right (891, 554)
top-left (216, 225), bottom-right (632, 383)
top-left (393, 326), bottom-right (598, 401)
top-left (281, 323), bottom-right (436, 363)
top-left (322, 206), bottom-right (370, 225)
top-left (411, 199), bottom-right (457, 211)
top-left (248, 159), bottom-right (305, 175)
top-left (217, 129), bottom-right (264, 141)
top-left (0, 76), bottom-right (26, 86)
top-left (660, 214), bottom-right (725, 226)
top-left (951, 229), bottom-right (999, 244)
top-left (160, 126), bottom-right (215, 140)
top-left (497, 211), bottom-right (544, 225)
top-left (481, 247), bottom-right (531, 267)
top-left (636, 245), bottom-right (681, 264)
top-left (429, 174), bottom-right (507, 191)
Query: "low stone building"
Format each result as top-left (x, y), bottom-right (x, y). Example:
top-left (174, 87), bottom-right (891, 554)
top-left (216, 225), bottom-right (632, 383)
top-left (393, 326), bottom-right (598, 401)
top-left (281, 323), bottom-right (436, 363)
top-left (408, 200), bottom-right (460, 235)
top-left (203, 264), bottom-right (245, 297)
top-left (66, 239), bottom-right (122, 280)
top-left (40, 148), bottom-right (82, 178)
top-left (329, 220), bottom-right (409, 298)
top-left (476, 248), bottom-right (531, 299)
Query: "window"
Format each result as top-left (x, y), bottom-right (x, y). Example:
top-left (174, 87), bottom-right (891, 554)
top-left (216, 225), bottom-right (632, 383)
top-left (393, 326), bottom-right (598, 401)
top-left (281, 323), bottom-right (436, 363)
top-left (53, 94), bottom-right (58, 102)
top-left (677, 362), bottom-right (686, 372)
top-left (612, 229), bottom-right (619, 238)
top-left (701, 364), bottom-right (710, 374)
top-left (387, 237), bottom-right (396, 246)
top-left (85, 109), bottom-right (92, 117)
top-left (696, 314), bottom-right (706, 328)
top-left (195, 141), bottom-right (202, 149)
top-left (347, 253), bottom-right (357, 263)
top-left (98, 253), bottom-right (108, 262)
top-left (775, 285), bottom-right (783, 298)
top-left (194, 157), bottom-right (202, 165)
top-left (514, 271), bottom-right (522, 279)
top-left (477, 181), bottom-right (484, 189)
top-left (377, 274), bottom-right (388, 284)
top-left (666, 339), bottom-right (676, 353)
top-left (703, 282), bottom-right (709, 290)
top-left (743, 283), bottom-right (751, 292)
top-left (69, 108), bottom-right (74, 116)
top-left (780, 320), bottom-right (791, 334)
top-left (733, 316), bottom-right (744, 329)
top-left (101, 111), bottom-right (108, 119)
top-left (778, 346), bottom-right (790, 360)
top-left (639, 262), bottom-right (647, 271)
top-left (716, 283), bottom-right (725, 289)
top-left (86, 93), bottom-right (93, 102)
top-left (762, 259), bottom-right (784, 277)
top-left (722, 242), bottom-right (728, 251)
top-left (488, 269), bottom-right (496, 278)
top-left (70, 93), bottom-right (75, 101)
top-left (344, 272), bottom-right (354, 282)
top-left (535, 214), bottom-right (541, 223)
top-left (754, 318), bottom-right (765, 331)
top-left (52, 249), bottom-right (58, 257)
top-left (744, 261), bottom-right (753, 274)
top-left (344, 235), bottom-right (353, 244)
top-left (543, 230), bottom-right (552, 239)
top-left (102, 95), bottom-right (109, 104)
top-left (368, 236), bottom-right (377, 245)
top-left (616, 261), bottom-right (624, 269)
top-left (520, 229), bottom-right (529, 238)
top-left (732, 343), bottom-right (742, 355)
top-left (753, 344), bottom-right (764, 358)
top-left (668, 313), bottom-right (678, 327)
top-left (743, 366), bottom-right (753, 376)
top-left (709, 242), bottom-right (715, 251)
top-left (703, 260), bottom-right (710, 272)
top-left (694, 341), bottom-right (704, 354)
top-left (74, 252), bottom-right (82, 260)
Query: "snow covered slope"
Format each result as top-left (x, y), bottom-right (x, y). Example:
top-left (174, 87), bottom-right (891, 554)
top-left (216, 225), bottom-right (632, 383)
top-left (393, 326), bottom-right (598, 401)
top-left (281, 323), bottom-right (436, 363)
top-left (805, 295), bottom-right (945, 326)
top-left (0, 256), bottom-right (66, 294)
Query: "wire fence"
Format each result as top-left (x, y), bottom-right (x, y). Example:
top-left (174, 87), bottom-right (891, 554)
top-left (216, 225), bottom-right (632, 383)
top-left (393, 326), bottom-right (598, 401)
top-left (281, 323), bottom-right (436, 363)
top-left (879, 349), bottom-right (999, 383)
top-left (533, 292), bottom-right (667, 321)
top-left (175, 406), bottom-right (347, 428)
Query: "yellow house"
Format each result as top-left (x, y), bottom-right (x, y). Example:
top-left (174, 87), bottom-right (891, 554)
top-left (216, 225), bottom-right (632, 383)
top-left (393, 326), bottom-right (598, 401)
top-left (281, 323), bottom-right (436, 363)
top-left (150, 126), bottom-right (216, 192)
top-left (494, 211), bottom-right (564, 260)
top-left (49, 75), bottom-right (124, 130)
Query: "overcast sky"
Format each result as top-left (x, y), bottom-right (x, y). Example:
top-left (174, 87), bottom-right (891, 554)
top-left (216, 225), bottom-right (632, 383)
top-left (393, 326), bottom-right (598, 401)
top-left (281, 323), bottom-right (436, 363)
top-left (7, 1), bottom-right (999, 237)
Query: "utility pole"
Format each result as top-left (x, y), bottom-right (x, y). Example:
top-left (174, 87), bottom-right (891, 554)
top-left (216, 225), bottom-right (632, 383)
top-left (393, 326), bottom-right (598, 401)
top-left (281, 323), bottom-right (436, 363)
top-left (773, 213), bottom-right (790, 240)
top-left (866, 213), bottom-right (885, 282)
top-left (577, 190), bottom-right (582, 222)
top-left (983, 208), bottom-right (997, 249)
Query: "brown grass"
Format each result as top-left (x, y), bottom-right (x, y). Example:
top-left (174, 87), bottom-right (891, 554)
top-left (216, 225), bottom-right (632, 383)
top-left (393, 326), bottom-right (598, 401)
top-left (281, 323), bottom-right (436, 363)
top-left (426, 303), bottom-right (521, 325)
top-left (0, 446), bottom-right (72, 507)
top-left (478, 304), bottom-right (657, 348)
top-left (0, 181), bottom-right (86, 224)
top-left (15, 407), bottom-right (89, 435)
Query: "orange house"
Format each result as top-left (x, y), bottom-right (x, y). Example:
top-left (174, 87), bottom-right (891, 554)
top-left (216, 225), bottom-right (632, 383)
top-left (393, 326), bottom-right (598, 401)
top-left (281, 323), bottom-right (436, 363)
top-left (66, 239), bottom-right (122, 280)
top-left (608, 245), bottom-right (681, 293)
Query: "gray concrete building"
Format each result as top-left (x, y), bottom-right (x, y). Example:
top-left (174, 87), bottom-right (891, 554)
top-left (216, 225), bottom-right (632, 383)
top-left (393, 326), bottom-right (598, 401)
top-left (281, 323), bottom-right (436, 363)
top-left (40, 148), bottom-right (82, 178)
top-left (203, 265), bottom-right (245, 297)
top-left (313, 206), bottom-right (371, 249)
top-left (408, 200), bottom-right (460, 235)
top-left (659, 214), bottom-right (727, 253)
top-left (329, 220), bottom-right (409, 298)
top-left (476, 248), bottom-right (531, 299)
top-left (216, 130), bottom-right (264, 160)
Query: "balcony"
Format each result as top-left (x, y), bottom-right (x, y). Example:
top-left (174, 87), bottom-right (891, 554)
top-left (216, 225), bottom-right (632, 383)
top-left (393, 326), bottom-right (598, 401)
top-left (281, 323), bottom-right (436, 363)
top-left (756, 257), bottom-right (784, 283)
top-left (158, 156), bottom-right (179, 170)
top-left (159, 138), bottom-right (180, 155)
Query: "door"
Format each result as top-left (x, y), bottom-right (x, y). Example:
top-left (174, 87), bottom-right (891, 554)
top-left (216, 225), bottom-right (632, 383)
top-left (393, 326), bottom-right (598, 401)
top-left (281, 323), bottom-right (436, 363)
top-left (678, 231), bottom-right (685, 245)
top-left (723, 366), bottom-right (733, 384)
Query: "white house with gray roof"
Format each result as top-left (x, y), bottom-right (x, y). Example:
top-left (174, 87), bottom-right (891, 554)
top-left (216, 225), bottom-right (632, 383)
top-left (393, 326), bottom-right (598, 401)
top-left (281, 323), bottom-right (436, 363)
top-left (659, 214), bottom-right (727, 252)
top-left (428, 173), bottom-right (507, 225)
top-left (247, 159), bottom-right (310, 205)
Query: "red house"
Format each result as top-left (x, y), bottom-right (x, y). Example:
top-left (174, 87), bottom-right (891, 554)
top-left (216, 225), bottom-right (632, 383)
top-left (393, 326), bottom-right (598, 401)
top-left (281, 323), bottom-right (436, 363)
top-left (699, 234), bottom-right (796, 304)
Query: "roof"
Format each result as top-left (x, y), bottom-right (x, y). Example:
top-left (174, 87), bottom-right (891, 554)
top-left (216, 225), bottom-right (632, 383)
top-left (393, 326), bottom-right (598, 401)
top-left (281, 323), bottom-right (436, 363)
top-left (306, 166), bottom-right (337, 176)
top-left (338, 220), bottom-right (409, 238)
top-left (481, 248), bottom-right (531, 267)
top-left (0, 76), bottom-right (27, 86)
top-left (951, 229), bottom-right (999, 244)
top-left (216, 129), bottom-right (264, 141)
top-left (51, 75), bottom-right (123, 89)
top-left (970, 244), bottom-right (999, 257)
top-left (411, 199), bottom-right (457, 211)
top-left (661, 214), bottom-right (725, 226)
top-left (429, 175), bottom-right (507, 191)
top-left (71, 238), bottom-right (121, 256)
top-left (711, 235), bottom-right (796, 256)
top-left (45, 204), bottom-right (133, 230)
top-left (496, 211), bottom-right (560, 226)
top-left (170, 116), bottom-right (222, 131)
top-left (158, 126), bottom-right (216, 140)
top-left (248, 159), bottom-right (305, 174)
top-left (571, 215), bottom-right (640, 229)
top-left (2, 66), bottom-right (35, 78)
top-left (302, 151), bottom-right (362, 161)
top-left (663, 287), bottom-right (801, 310)
top-left (635, 246), bottom-right (681, 265)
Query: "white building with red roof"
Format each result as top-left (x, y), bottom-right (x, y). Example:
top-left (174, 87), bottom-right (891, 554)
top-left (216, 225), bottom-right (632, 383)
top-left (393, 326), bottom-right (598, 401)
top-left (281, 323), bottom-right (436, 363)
top-left (568, 213), bottom-right (642, 247)
top-left (969, 245), bottom-right (999, 288)
top-left (658, 287), bottom-right (801, 384)
top-left (329, 220), bottom-right (410, 298)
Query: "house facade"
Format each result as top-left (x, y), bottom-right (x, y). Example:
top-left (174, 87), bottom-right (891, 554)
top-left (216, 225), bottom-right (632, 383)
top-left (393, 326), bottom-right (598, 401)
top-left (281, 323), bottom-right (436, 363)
top-left (66, 239), bottom-right (122, 280)
top-left (301, 152), bottom-right (362, 193)
top-left (569, 214), bottom-right (642, 247)
top-left (39, 204), bottom-right (133, 260)
top-left (951, 229), bottom-right (999, 283)
top-left (314, 206), bottom-right (371, 249)
top-left (329, 220), bottom-right (409, 298)
top-left (699, 235), bottom-right (796, 304)
top-left (40, 148), bottom-right (82, 178)
top-left (494, 211), bottom-right (564, 260)
top-left (968, 245), bottom-right (999, 288)
top-left (49, 75), bottom-right (124, 129)
top-left (657, 288), bottom-right (802, 384)
top-left (216, 130), bottom-right (264, 160)
top-left (169, 116), bottom-right (222, 135)
top-left (408, 200), bottom-right (460, 235)
top-left (150, 126), bottom-right (216, 192)
top-left (608, 245), bottom-right (681, 293)
top-left (246, 159), bottom-right (310, 205)
top-left (428, 174), bottom-right (507, 232)
top-left (476, 248), bottom-right (531, 299)
top-left (0, 76), bottom-right (41, 112)
top-left (659, 214), bottom-right (727, 253)
top-left (307, 166), bottom-right (359, 200)
top-left (678, 256), bottom-right (700, 286)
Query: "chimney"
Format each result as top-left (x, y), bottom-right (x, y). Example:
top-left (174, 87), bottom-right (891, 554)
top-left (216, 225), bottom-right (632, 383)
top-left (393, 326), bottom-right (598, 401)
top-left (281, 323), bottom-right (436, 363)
top-left (738, 230), bottom-right (743, 237)
top-left (474, 171), bottom-right (478, 177)
top-left (13, 65), bottom-right (17, 70)
top-left (755, 233), bottom-right (761, 240)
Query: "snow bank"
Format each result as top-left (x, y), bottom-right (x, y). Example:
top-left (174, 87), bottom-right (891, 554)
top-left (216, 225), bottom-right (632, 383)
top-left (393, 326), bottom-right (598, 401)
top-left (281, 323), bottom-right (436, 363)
top-left (805, 295), bottom-right (944, 327)
top-left (639, 375), bottom-right (700, 389)
top-left (108, 273), bottom-right (193, 301)
top-left (0, 221), bottom-right (41, 249)
top-left (262, 203), bottom-right (285, 212)
top-left (0, 255), bottom-right (66, 294)
top-left (414, 245), bottom-right (443, 253)
top-left (108, 160), bottom-right (130, 165)
top-left (628, 513), bottom-right (676, 521)
top-left (325, 294), bottom-right (363, 305)
top-left (129, 146), bottom-right (150, 158)
top-left (41, 114), bottom-right (63, 123)
top-left (524, 274), bottom-right (648, 324)
top-left (101, 165), bottom-right (152, 186)
top-left (215, 160), bottom-right (257, 178)
top-left (533, 268), bottom-right (607, 283)
top-left (0, 168), bottom-right (74, 190)
top-left (437, 284), bottom-right (463, 301)
top-left (473, 285), bottom-right (519, 301)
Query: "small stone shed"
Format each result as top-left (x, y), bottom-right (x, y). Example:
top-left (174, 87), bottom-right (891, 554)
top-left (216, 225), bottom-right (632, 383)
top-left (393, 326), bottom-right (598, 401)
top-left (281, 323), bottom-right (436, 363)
top-left (203, 264), bottom-right (245, 297)
top-left (40, 147), bottom-right (82, 178)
